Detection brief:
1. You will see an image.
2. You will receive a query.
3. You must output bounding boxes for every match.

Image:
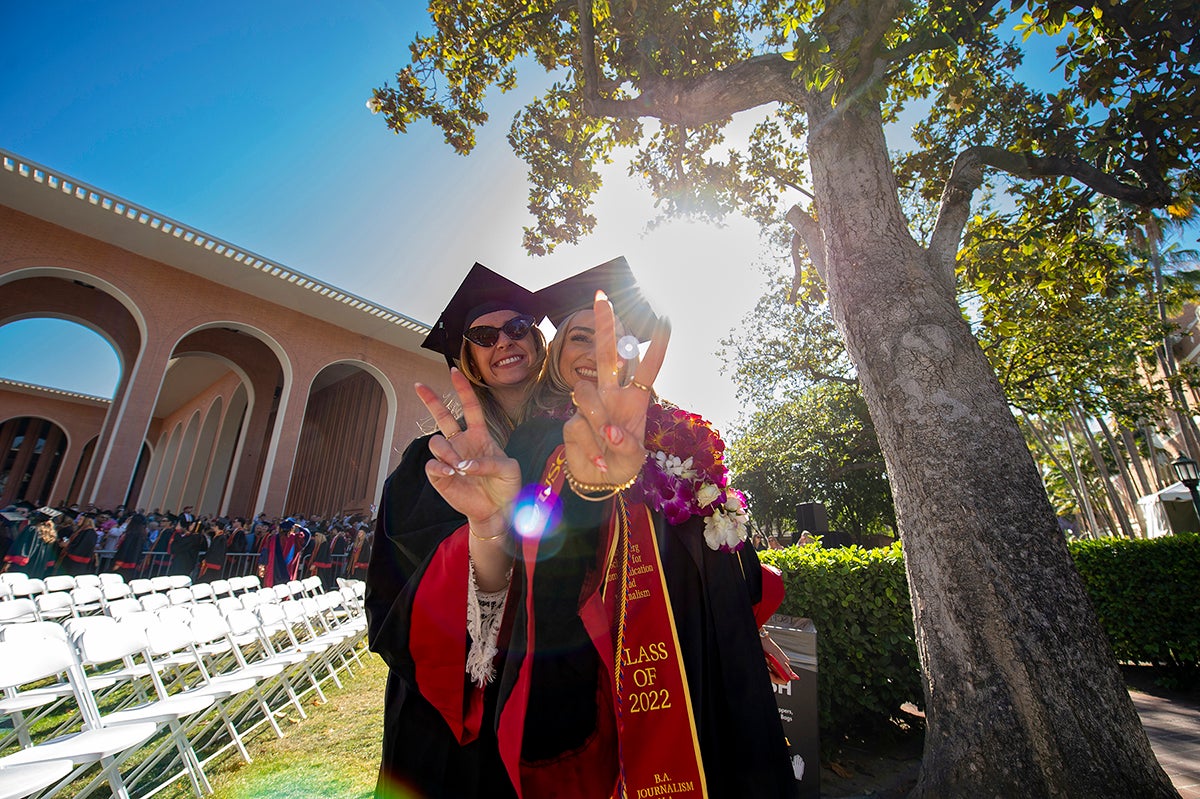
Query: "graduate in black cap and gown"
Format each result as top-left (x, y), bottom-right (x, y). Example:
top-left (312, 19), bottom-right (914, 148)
top-left (367, 263), bottom-right (547, 799)
top-left (395, 259), bottom-right (795, 799)
top-left (112, 513), bottom-right (149, 579)
top-left (3, 508), bottom-right (61, 578)
top-left (59, 514), bottom-right (98, 575)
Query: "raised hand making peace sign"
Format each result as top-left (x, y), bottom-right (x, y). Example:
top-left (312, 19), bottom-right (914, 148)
top-left (561, 290), bottom-right (669, 493)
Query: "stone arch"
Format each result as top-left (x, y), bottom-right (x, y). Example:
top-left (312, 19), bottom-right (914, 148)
top-left (180, 396), bottom-right (222, 513)
top-left (162, 409), bottom-right (201, 514)
top-left (0, 267), bottom-right (148, 504)
top-left (285, 360), bottom-right (395, 518)
top-left (0, 416), bottom-right (69, 506)
top-left (166, 322), bottom-right (291, 518)
top-left (145, 422), bottom-right (183, 513)
top-left (206, 383), bottom-right (249, 516)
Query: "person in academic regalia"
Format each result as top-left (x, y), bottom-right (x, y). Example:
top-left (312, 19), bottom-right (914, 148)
top-left (367, 263), bottom-right (549, 799)
top-left (3, 511), bottom-right (60, 579)
top-left (348, 528), bottom-right (372, 580)
top-left (167, 520), bottom-right (204, 579)
top-left (308, 526), bottom-right (337, 590)
top-left (389, 261), bottom-right (796, 799)
top-left (58, 515), bottom-right (98, 576)
top-left (145, 517), bottom-right (177, 575)
top-left (112, 513), bottom-right (149, 580)
top-left (330, 525), bottom-right (351, 582)
top-left (258, 519), bottom-right (307, 587)
top-left (197, 521), bottom-right (229, 583)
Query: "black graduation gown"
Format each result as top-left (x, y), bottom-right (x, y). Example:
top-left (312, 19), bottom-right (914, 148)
top-left (198, 533), bottom-right (228, 582)
top-left (367, 435), bottom-right (516, 799)
top-left (169, 532), bottom-right (203, 577)
top-left (112, 526), bottom-right (147, 578)
top-left (368, 423), bottom-right (795, 799)
top-left (497, 419), bottom-right (797, 799)
top-left (60, 527), bottom-right (98, 575)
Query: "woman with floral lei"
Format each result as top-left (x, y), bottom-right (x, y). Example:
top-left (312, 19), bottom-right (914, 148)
top-left (414, 259), bottom-right (797, 799)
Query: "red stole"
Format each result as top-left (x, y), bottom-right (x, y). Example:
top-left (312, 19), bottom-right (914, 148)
top-left (501, 447), bottom-right (707, 799)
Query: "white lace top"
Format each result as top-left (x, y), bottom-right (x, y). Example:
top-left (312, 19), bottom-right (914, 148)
top-left (466, 557), bottom-right (510, 687)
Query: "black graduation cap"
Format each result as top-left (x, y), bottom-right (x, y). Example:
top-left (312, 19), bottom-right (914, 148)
top-left (30, 506), bottom-right (63, 524)
top-left (421, 263), bottom-right (542, 368)
top-left (536, 256), bottom-right (658, 342)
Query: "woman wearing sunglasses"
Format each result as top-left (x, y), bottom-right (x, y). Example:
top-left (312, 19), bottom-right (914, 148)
top-left (405, 259), bottom-right (796, 798)
top-left (367, 263), bottom-right (545, 799)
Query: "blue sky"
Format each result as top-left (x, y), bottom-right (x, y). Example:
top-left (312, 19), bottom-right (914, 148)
top-left (1, 1), bottom-right (774, 431)
top-left (2, 4), bottom-right (1187, 432)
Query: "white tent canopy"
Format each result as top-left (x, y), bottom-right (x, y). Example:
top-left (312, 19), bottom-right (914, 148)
top-left (1136, 482), bottom-right (1197, 538)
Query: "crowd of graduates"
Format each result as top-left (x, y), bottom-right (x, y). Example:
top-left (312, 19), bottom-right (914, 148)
top-left (0, 501), bottom-right (374, 590)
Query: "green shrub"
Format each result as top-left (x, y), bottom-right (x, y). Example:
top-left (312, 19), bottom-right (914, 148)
top-left (760, 542), bottom-right (922, 738)
top-left (1068, 533), bottom-right (1200, 672)
top-left (761, 534), bottom-right (1200, 738)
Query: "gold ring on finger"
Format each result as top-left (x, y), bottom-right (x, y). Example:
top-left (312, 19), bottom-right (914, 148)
top-left (444, 429), bottom-right (462, 439)
top-left (630, 379), bottom-right (653, 393)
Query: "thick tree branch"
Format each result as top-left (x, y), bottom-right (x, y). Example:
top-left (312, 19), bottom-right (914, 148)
top-left (929, 145), bottom-right (1174, 291)
top-left (578, 51), bottom-right (805, 125)
top-left (786, 204), bottom-right (827, 293)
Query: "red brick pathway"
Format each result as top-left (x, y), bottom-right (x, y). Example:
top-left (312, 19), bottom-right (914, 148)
top-left (1132, 690), bottom-right (1200, 799)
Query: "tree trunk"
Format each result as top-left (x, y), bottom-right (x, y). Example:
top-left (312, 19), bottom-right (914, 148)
top-left (1096, 415), bottom-right (1145, 537)
top-left (1021, 414), bottom-right (1091, 536)
top-left (1070, 405), bottom-right (1135, 538)
top-left (1120, 425), bottom-right (1155, 497)
top-left (803, 99), bottom-right (1174, 797)
top-left (1056, 417), bottom-right (1103, 538)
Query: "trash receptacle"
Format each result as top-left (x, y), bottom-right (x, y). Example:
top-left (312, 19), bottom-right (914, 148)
top-left (766, 613), bottom-right (819, 799)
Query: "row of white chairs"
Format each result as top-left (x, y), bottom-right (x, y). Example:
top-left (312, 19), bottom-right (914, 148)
top-left (0, 578), bottom-right (367, 799)
top-left (0, 574), bottom-right (278, 625)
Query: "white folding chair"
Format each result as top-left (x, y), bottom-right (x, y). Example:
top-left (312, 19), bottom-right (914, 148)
top-left (139, 593), bottom-right (170, 613)
top-left (166, 587), bottom-right (194, 606)
top-left (98, 572), bottom-right (126, 587)
top-left (0, 599), bottom-right (38, 625)
top-left (103, 581), bottom-right (134, 604)
top-left (34, 591), bottom-right (75, 621)
top-left (0, 637), bottom-right (158, 799)
top-left (148, 576), bottom-right (173, 594)
top-left (166, 575), bottom-right (192, 590)
top-left (73, 574), bottom-right (103, 590)
top-left (128, 578), bottom-right (154, 597)
top-left (0, 759), bottom-right (74, 799)
top-left (42, 575), bottom-right (76, 594)
top-left (9, 579), bottom-right (45, 600)
top-left (208, 578), bottom-right (232, 599)
top-left (189, 583), bottom-right (215, 603)
top-left (70, 585), bottom-right (106, 616)
top-left (73, 618), bottom-right (217, 798)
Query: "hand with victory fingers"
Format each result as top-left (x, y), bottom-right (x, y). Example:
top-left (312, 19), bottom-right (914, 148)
top-left (563, 291), bottom-right (670, 491)
top-left (414, 368), bottom-right (522, 532)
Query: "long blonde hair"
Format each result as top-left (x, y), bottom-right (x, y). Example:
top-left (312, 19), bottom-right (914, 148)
top-left (36, 521), bottom-right (57, 545)
top-left (457, 325), bottom-right (548, 445)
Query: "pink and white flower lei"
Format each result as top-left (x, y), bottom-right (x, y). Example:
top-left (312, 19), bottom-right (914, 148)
top-left (623, 403), bottom-right (749, 551)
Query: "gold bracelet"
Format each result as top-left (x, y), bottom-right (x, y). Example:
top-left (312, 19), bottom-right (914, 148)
top-left (469, 524), bottom-right (507, 542)
top-left (563, 463), bottom-right (639, 501)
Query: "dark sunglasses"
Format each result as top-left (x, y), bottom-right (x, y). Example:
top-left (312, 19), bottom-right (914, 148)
top-left (463, 314), bottom-right (536, 347)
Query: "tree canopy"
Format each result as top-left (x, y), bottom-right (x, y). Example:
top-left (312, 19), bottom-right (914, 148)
top-left (374, 2), bottom-right (1195, 795)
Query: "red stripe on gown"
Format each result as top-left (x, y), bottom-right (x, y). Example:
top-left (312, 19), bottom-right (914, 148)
top-left (409, 524), bottom-right (485, 744)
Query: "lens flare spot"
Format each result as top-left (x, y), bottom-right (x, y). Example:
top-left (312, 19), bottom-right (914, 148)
top-left (617, 335), bottom-right (640, 360)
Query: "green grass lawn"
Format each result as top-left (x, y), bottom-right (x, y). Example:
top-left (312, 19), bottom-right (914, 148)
top-left (159, 652), bottom-right (387, 799)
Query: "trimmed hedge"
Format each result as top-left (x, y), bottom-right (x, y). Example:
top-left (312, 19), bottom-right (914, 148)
top-left (760, 534), bottom-right (1200, 737)
top-left (1068, 533), bottom-right (1200, 672)
top-left (760, 542), bottom-right (921, 738)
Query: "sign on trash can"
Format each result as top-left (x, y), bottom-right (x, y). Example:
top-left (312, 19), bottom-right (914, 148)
top-left (766, 614), bottom-right (819, 799)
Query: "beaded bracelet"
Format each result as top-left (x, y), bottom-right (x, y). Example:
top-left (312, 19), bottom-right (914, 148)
top-left (563, 463), bottom-right (639, 501)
